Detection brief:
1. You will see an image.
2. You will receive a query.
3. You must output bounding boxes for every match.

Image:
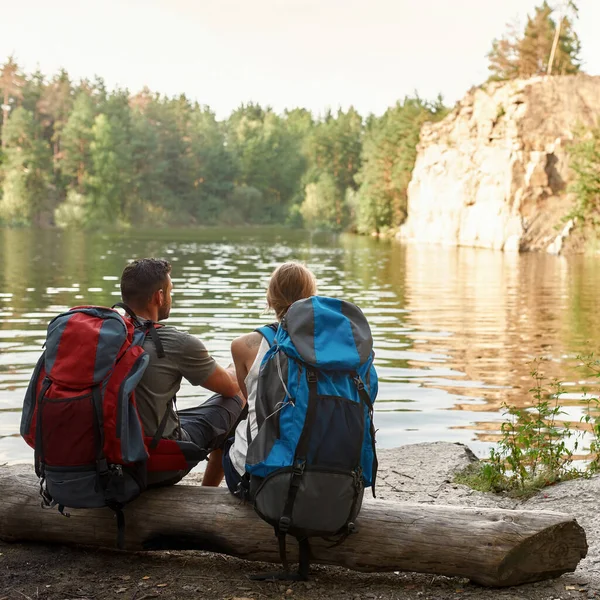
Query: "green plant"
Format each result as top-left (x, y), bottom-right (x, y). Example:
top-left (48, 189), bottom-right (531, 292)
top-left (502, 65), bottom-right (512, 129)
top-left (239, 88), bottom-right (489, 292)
top-left (567, 122), bottom-right (600, 222)
top-left (575, 354), bottom-right (600, 472)
top-left (456, 360), bottom-right (585, 497)
top-left (454, 459), bottom-right (508, 493)
top-left (580, 395), bottom-right (600, 472)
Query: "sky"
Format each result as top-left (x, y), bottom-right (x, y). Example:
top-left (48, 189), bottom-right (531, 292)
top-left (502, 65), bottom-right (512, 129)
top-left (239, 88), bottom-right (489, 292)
top-left (1, 0), bottom-right (599, 119)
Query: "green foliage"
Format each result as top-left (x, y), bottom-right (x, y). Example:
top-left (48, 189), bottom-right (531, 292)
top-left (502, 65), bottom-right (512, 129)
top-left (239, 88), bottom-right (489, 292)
top-left (490, 368), bottom-right (580, 494)
top-left (354, 96), bottom-right (447, 234)
top-left (456, 358), bottom-right (600, 497)
top-left (87, 112), bottom-right (133, 225)
top-left (54, 189), bottom-right (87, 228)
top-left (568, 122), bottom-right (600, 221)
top-left (299, 107), bottom-right (364, 231)
top-left (227, 185), bottom-right (264, 225)
top-left (0, 107), bottom-right (53, 225)
top-left (301, 173), bottom-right (346, 231)
top-left (187, 108), bottom-right (235, 221)
top-left (487, 25), bottom-right (520, 82)
top-left (60, 92), bottom-right (96, 190)
top-left (0, 57), bottom-right (26, 149)
top-left (226, 104), bottom-right (307, 223)
top-left (487, 1), bottom-right (581, 81)
top-left (0, 58), bottom-right (448, 232)
top-left (576, 354), bottom-right (600, 473)
top-left (453, 461), bottom-right (507, 494)
top-left (37, 69), bottom-right (74, 162)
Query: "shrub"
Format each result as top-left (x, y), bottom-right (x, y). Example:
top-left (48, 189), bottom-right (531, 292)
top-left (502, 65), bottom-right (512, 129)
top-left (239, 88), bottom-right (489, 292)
top-left (455, 359), bottom-right (589, 497)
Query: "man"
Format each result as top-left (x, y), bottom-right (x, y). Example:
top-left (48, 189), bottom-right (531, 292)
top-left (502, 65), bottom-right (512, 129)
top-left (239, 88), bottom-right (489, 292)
top-left (119, 257), bottom-right (243, 486)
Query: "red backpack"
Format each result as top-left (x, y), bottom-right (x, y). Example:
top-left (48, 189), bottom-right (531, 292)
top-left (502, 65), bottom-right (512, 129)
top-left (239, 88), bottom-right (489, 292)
top-left (20, 303), bottom-right (203, 546)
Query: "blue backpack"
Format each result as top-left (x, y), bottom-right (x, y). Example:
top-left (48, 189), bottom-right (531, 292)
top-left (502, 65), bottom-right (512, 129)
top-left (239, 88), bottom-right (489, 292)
top-left (245, 296), bottom-right (378, 580)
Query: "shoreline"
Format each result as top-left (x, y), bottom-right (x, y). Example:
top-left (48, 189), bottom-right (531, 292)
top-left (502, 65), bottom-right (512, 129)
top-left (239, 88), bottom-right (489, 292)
top-left (2, 442), bottom-right (599, 600)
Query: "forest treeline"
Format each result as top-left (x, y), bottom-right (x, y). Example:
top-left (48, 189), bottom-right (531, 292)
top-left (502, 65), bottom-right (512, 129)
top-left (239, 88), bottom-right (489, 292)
top-left (0, 61), bottom-right (446, 232)
top-left (0, 1), bottom-right (595, 233)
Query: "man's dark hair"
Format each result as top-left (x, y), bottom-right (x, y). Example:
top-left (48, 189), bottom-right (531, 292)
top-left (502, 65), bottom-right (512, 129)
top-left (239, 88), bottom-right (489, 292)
top-left (120, 258), bottom-right (172, 308)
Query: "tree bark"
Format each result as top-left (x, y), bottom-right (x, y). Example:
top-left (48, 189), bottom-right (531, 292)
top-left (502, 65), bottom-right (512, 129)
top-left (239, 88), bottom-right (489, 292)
top-left (1, 88), bottom-right (9, 149)
top-left (547, 14), bottom-right (563, 76)
top-left (0, 467), bottom-right (587, 587)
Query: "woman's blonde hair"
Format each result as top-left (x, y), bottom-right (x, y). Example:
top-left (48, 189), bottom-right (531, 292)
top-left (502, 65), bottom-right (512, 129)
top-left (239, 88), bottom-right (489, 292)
top-left (267, 262), bottom-right (317, 321)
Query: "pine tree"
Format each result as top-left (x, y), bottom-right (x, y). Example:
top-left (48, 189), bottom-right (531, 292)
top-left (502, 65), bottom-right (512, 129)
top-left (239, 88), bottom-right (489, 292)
top-left (487, 1), bottom-right (581, 80)
top-left (0, 57), bottom-right (26, 148)
top-left (0, 107), bottom-right (52, 224)
top-left (300, 173), bottom-right (341, 231)
top-left (21, 69), bottom-right (45, 117)
top-left (354, 96), bottom-right (446, 234)
top-left (60, 91), bottom-right (96, 191)
top-left (87, 112), bottom-right (132, 224)
top-left (187, 107), bottom-right (235, 222)
top-left (128, 98), bottom-right (165, 221)
top-left (226, 103), bottom-right (306, 223)
top-left (487, 20), bottom-right (521, 82)
top-left (547, 1), bottom-right (580, 75)
top-left (37, 70), bottom-right (73, 163)
top-left (301, 108), bottom-right (363, 229)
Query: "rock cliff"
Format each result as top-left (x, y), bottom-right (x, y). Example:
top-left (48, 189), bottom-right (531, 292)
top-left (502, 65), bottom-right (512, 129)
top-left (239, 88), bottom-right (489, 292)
top-left (398, 75), bottom-right (600, 252)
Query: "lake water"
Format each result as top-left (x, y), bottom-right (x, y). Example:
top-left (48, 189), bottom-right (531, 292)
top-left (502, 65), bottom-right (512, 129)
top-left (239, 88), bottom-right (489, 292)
top-left (2, 227), bottom-right (600, 465)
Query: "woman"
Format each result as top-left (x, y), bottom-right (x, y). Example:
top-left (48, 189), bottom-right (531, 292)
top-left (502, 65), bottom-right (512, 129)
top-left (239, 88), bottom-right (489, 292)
top-left (222, 261), bottom-right (317, 494)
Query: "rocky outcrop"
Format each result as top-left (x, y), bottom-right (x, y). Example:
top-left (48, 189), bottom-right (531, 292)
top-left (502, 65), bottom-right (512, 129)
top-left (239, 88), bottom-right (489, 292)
top-left (398, 75), bottom-right (600, 252)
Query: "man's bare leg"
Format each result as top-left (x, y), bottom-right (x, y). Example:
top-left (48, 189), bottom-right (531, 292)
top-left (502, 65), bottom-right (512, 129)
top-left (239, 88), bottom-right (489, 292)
top-left (202, 449), bottom-right (225, 486)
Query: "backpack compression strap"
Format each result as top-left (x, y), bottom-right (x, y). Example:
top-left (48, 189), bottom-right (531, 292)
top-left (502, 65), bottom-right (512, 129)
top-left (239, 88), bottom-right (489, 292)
top-left (112, 303), bottom-right (176, 448)
top-left (352, 372), bottom-right (378, 497)
top-left (255, 323), bottom-right (278, 347)
top-left (273, 369), bottom-right (317, 580)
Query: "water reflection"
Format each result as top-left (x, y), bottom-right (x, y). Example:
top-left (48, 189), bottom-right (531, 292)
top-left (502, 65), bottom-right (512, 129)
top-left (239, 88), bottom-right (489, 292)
top-left (1, 228), bottom-right (600, 464)
top-left (401, 244), bottom-right (600, 448)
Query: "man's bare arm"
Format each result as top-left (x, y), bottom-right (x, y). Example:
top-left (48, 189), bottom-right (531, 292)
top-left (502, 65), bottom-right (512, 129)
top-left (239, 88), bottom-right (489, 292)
top-left (201, 363), bottom-right (241, 399)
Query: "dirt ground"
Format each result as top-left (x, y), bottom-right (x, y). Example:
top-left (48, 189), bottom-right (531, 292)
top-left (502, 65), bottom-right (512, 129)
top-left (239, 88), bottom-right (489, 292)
top-left (2, 443), bottom-right (599, 600)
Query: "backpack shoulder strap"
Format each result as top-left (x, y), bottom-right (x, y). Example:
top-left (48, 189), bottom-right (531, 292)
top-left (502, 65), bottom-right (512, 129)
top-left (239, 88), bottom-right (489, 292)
top-left (254, 323), bottom-right (278, 347)
top-left (112, 302), bottom-right (142, 326)
top-left (246, 323), bottom-right (278, 447)
top-left (112, 302), bottom-right (166, 359)
top-left (144, 322), bottom-right (166, 359)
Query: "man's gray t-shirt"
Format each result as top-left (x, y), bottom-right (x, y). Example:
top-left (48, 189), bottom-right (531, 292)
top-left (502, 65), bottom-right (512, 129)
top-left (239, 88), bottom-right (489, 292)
top-left (136, 327), bottom-right (217, 439)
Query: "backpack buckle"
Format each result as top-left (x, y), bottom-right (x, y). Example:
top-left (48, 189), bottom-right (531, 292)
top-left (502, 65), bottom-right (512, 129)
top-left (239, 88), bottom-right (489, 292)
top-left (354, 467), bottom-right (363, 489)
top-left (353, 375), bottom-right (365, 391)
top-left (111, 464), bottom-right (124, 477)
top-left (307, 371), bottom-right (317, 383)
top-left (39, 476), bottom-right (55, 509)
top-left (234, 481), bottom-right (249, 501)
top-left (293, 460), bottom-right (306, 476)
top-left (279, 516), bottom-right (291, 534)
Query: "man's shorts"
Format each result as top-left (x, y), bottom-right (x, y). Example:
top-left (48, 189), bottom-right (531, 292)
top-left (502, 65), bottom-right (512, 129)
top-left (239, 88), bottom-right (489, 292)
top-left (147, 393), bottom-right (244, 487)
top-left (179, 393), bottom-right (245, 452)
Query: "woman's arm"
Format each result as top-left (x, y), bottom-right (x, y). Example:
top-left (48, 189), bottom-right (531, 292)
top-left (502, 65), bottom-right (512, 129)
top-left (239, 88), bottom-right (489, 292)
top-left (230, 332), bottom-right (263, 399)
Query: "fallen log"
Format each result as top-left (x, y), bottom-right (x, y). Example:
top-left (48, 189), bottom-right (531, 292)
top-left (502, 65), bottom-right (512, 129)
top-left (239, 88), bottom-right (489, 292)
top-left (0, 467), bottom-right (587, 587)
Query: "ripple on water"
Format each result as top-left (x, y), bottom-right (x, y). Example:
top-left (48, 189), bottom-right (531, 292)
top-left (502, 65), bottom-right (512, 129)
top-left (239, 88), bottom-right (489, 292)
top-left (2, 228), bottom-right (600, 463)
